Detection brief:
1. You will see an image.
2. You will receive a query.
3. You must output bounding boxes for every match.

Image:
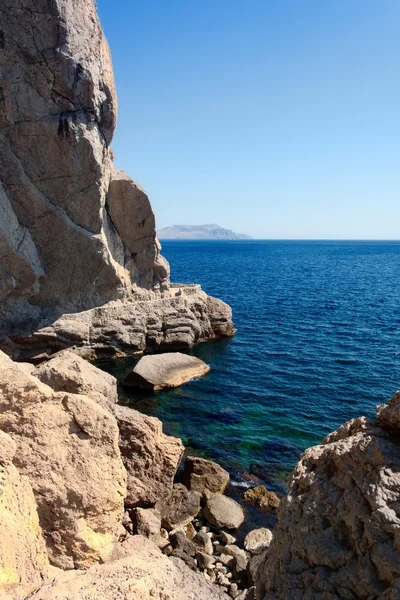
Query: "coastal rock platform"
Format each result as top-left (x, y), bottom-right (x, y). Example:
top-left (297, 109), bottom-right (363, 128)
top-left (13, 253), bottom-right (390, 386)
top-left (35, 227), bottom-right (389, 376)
top-left (2, 287), bottom-right (234, 363)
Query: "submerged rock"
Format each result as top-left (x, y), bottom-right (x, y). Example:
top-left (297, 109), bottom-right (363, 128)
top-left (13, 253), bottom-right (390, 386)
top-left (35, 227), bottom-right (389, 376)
top-left (204, 494), bottom-right (245, 530)
top-left (184, 456), bottom-right (230, 495)
top-left (241, 486), bottom-right (280, 510)
top-left (122, 352), bottom-right (210, 390)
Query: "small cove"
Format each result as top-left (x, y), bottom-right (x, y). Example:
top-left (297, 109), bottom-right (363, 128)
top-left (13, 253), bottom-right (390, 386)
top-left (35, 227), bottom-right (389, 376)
top-left (98, 240), bottom-right (400, 536)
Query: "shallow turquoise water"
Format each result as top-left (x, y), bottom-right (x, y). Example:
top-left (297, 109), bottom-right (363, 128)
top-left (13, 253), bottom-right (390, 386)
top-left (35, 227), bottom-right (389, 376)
top-left (100, 240), bottom-right (400, 524)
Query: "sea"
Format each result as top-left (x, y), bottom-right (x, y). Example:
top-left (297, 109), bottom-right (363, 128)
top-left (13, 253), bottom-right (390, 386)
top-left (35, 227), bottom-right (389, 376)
top-left (100, 240), bottom-right (400, 535)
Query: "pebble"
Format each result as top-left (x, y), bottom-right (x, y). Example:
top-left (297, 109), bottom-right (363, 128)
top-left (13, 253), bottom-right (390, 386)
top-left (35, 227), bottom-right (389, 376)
top-left (196, 552), bottom-right (216, 570)
top-left (207, 569), bottom-right (216, 583)
top-left (219, 553), bottom-right (234, 568)
top-left (200, 525), bottom-right (210, 533)
top-left (221, 531), bottom-right (236, 545)
top-left (229, 583), bottom-right (239, 598)
top-left (217, 573), bottom-right (230, 586)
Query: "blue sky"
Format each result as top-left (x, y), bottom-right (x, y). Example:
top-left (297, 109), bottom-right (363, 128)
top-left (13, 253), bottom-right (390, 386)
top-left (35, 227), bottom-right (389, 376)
top-left (97, 0), bottom-right (400, 239)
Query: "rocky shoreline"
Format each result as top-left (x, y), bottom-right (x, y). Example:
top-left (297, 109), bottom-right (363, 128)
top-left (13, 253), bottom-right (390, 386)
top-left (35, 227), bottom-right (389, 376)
top-left (0, 347), bottom-right (274, 599)
top-left (2, 0), bottom-right (400, 598)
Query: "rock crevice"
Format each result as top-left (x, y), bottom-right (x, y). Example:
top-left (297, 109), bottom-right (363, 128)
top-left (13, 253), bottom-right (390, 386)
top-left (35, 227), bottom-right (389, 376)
top-left (0, 0), bottom-right (234, 355)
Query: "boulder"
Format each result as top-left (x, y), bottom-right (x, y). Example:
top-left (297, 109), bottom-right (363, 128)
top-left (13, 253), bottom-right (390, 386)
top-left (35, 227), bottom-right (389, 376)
top-left (241, 486), bottom-right (280, 510)
top-left (244, 528), bottom-right (273, 555)
top-left (197, 552), bottom-right (216, 570)
top-left (0, 430), bottom-right (49, 599)
top-left (0, 351), bottom-right (127, 569)
top-left (29, 536), bottom-right (230, 600)
top-left (220, 531), bottom-right (236, 545)
top-left (130, 508), bottom-right (161, 542)
top-left (193, 530), bottom-right (214, 555)
top-left (115, 404), bottom-right (183, 506)
top-left (257, 400), bottom-right (400, 599)
top-left (35, 350), bottom-right (118, 410)
top-left (184, 456), bottom-right (230, 495)
top-left (169, 530), bottom-right (197, 557)
top-left (377, 390), bottom-right (400, 428)
top-left (121, 352), bottom-right (210, 390)
top-left (204, 494), bottom-right (245, 530)
top-left (156, 484), bottom-right (201, 530)
top-left (0, 0), bottom-right (234, 361)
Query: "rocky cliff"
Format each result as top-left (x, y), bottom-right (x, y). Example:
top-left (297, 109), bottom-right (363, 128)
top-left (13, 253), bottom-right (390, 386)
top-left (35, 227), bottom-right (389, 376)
top-left (257, 394), bottom-right (400, 599)
top-left (0, 0), bottom-right (233, 360)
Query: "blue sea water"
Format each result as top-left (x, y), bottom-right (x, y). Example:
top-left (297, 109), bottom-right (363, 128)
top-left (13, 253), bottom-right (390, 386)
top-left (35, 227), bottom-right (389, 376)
top-left (101, 240), bottom-right (400, 530)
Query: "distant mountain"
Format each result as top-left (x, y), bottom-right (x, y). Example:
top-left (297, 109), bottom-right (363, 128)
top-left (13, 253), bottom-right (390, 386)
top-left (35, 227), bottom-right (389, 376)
top-left (158, 224), bottom-right (252, 240)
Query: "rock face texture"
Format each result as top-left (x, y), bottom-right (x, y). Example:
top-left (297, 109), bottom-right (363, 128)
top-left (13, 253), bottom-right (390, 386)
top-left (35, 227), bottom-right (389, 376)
top-left (35, 349), bottom-right (118, 409)
top-left (0, 0), bottom-right (234, 358)
top-left (258, 396), bottom-right (400, 600)
top-left (0, 351), bottom-right (127, 570)
top-left (183, 456), bottom-right (230, 495)
top-left (0, 430), bottom-right (49, 599)
top-left (122, 352), bottom-right (210, 390)
top-left (29, 537), bottom-right (229, 600)
top-left (5, 287), bottom-right (234, 362)
top-left (115, 405), bottom-right (184, 507)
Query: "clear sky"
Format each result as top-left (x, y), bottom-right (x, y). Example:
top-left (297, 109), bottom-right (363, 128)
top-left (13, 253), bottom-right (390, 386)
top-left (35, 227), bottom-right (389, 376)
top-left (97, 0), bottom-right (400, 239)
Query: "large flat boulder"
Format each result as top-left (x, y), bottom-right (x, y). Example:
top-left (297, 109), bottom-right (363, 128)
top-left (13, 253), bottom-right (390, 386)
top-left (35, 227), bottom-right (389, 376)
top-left (122, 352), bottom-right (210, 390)
top-left (0, 430), bottom-right (49, 599)
top-left (0, 351), bottom-right (127, 570)
top-left (115, 405), bottom-right (183, 506)
top-left (29, 537), bottom-right (229, 600)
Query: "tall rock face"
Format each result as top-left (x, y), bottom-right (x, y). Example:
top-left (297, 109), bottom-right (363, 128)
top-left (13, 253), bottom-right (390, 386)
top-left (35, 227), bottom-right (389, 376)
top-left (257, 394), bottom-right (400, 599)
top-left (0, 0), bottom-right (230, 356)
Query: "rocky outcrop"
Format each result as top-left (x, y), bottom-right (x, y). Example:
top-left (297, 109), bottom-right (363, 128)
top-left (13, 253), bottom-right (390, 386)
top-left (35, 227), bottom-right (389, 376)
top-left (257, 396), bottom-right (400, 599)
top-left (35, 349), bottom-right (118, 409)
top-left (115, 405), bottom-right (184, 507)
top-left (0, 0), bottom-right (234, 358)
top-left (0, 351), bottom-right (126, 570)
top-left (29, 536), bottom-right (229, 600)
top-left (183, 456), bottom-right (230, 496)
top-left (4, 287), bottom-right (234, 362)
top-left (0, 430), bottom-right (49, 599)
top-left (122, 352), bottom-right (210, 390)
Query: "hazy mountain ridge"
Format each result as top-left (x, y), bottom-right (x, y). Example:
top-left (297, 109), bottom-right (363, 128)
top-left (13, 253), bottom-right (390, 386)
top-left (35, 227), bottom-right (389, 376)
top-left (158, 224), bottom-right (252, 240)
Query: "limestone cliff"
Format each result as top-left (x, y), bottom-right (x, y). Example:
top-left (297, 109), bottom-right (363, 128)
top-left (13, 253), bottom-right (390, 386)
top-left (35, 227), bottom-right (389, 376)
top-left (0, 0), bottom-right (233, 358)
top-left (257, 393), bottom-right (400, 599)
